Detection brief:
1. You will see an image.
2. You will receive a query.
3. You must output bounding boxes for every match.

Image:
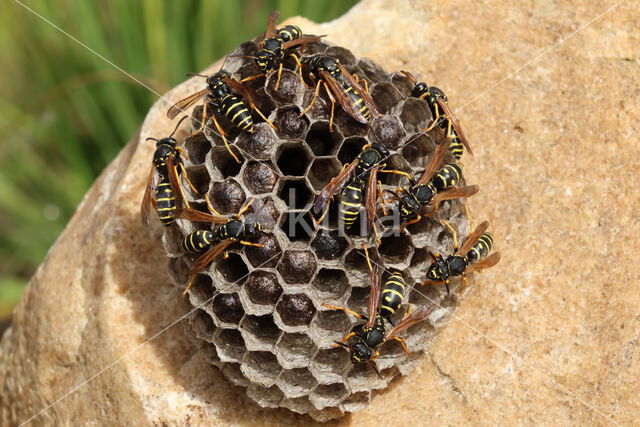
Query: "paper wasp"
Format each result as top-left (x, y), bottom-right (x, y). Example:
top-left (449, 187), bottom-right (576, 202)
top-left (387, 139), bottom-right (479, 228)
top-left (323, 245), bottom-right (431, 376)
top-left (312, 143), bottom-right (410, 242)
top-left (420, 220), bottom-right (501, 294)
top-left (402, 71), bottom-right (472, 160)
top-left (300, 54), bottom-right (379, 132)
top-left (140, 116), bottom-right (199, 228)
top-left (167, 65), bottom-right (276, 164)
top-left (177, 197), bottom-right (265, 296)
top-left (240, 10), bottom-right (323, 90)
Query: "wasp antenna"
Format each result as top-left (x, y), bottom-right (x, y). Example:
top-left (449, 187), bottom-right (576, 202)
top-left (370, 360), bottom-right (383, 380)
top-left (229, 54), bottom-right (259, 60)
top-left (169, 115), bottom-right (190, 138)
top-left (400, 70), bottom-right (418, 84)
top-left (333, 340), bottom-right (351, 349)
top-left (185, 72), bottom-right (208, 78)
top-left (145, 137), bottom-right (158, 142)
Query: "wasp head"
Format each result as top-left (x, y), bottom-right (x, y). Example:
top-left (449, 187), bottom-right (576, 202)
top-left (243, 218), bottom-right (262, 239)
top-left (206, 72), bottom-right (230, 99)
top-left (350, 341), bottom-right (372, 363)
top-left (426, 254), bottom-right (449, 282)
top-left (411, 82), bottom-right (429, 99)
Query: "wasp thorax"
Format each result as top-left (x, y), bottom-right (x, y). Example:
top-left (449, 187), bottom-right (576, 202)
top-left (448, 255), bottom-right (468, 276)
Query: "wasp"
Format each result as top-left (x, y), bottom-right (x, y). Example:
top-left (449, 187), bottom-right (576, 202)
top-left (177, 197), bottom-right (264, 295)
top-left (313, 143), bottom-right (410, 242)
top-left (402, 71), bottom-right (472, 160)
top-left (167, 66), bottom-right (276, 164)
top-left (323, 245), bottom-right (431, 377)
top-left (387, 139), bottom-right (479, 228)
top-left (300, 54), bottom-right (379, 132)
top-left (140, 116), bottom-right (199, 228)
top-left (420, 220), bottom-right (501, 294)
top-left (240, 11), bottom-right (323, 90)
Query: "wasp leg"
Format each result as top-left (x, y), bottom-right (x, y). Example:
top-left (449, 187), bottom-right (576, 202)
top-left (322, 82), bottom-right (336, 133)
top-left (248, 102), bottom-right (277, 131)
top-left (378, 169), bottom-right (414, 182)
top-left (321, 303), bottom-right (366, 320)
top-left (464, 201), bottom-right (475, 231)
top-left (240, 74), bottom-right (265, 84)
top-left (352, 73), bottom-right (369, 93)
top-left (239, 241), bottom-right (264, 247)
top-left (400, 214), bottom-right (421, 231)
top-left (237, 197), bottom-right (256, 217)
top-left (390, 336), bottom-right (413, 356)
top-left (172, 164), bottom-right (191, 209)
top-left (182, 274), bottom-right (195, 296)
top-left (300, 78), bottom-right (323, 116)
top-left (177, 162), bottom-right (201, 199)
top-left (190, 102), bottom-right (209, 138)
top-left (440, 219), bottom-right (458, 252)
top-left (289, 52), bottom-right (304, 85)
top-left (204, 193), bottom-right (223, 216)
top-left (275, 62), bottom-right (284, 91)
top-left (210, 115), bottom-right (240, 164)
top-left (333, 331), bottom-right (357, 346)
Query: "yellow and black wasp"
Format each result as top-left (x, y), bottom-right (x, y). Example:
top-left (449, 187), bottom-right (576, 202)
top-left (240, 10), bottom-right (323, 90)
top-left (420, 220), bottom-right (501, 294)
top-left (300, 54), bottom-right (379, 132)
top-left (140, 116), bottom-right (199, 228)
top-left (176, 197), bottom-right (265, 296)
top-left (323, 245), bottom-right (431, 377)
top-left (386, 139), bottom-right (479, 228)
top-left (167, 65), bottom-right (276, 164)
top-left (402, 71), bottom-right (473, 160)
top-left (313, 143), bottom-right (410, 243)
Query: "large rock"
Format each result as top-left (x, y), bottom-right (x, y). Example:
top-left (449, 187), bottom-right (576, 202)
top-left (1, 0), bottom-right (639, 424)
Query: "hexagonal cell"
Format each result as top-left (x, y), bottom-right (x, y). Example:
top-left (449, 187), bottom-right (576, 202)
top-left (240, 314), bottom-right (282, 351)
top-left (184, 133), bottom-right (211, 166)
top-left (276, 294), bottom-right (316, 326)
top-left (325, 46), bottom-right (356, 65)
top-left (242, 161), bottom-right (278, 194)
top-left (277, 250), bottom-right (317, 284)
top-left (235, 123), bottom-right (278, 160)
top-left (305, 122), bottom-right (343, 156)
top-left (390, 71), bottom-right (415, 97)
top-left (301, 89), bottom-right (331, 121)
top-left (280, 210), bottom-right (315, 242)
top-left (378, 232), bottom-right (414, 267)
top-left (310, 383), bottom-right (349, 410)
top-left (221, 362), bottom-right (250, 388)
top-left (346, 363), bottom-right (385, 393)
top-left (244, 270), bottom-right (282, 306)
top-left (266, 69), bottom-right (303, 104)
top-left (274, 106), bottom-right (309, 140)
top-left (340, 391), bottom-right (371, 413)
top-left (401, 132), bottom-right (434, 167)
top-left (208, 146), bottom-right (243, 179)
top-left (406, 216), bottom-right (443, 244)
top-left (357, 57), bottom-right (387, 82)
top-left (192, 309), bottom-right (215, 342)
top-left (310, 309), bottom-right (353, 348)
top-left (343, 247), bottom-right (375, 285)
top-left (185, 273), bottom-right (214, 306)
top-left (310, 348), bottom-right (352, 385)
top-left (184, 165), bottom-right (210, 197)
top-left (215, 252), bottom-right (249, 285)
top-left (277, 368), bottom-right (317, 399)
top-left (370, 115), bottom-right (407, 150)
top-left (308, 157), bottom-right (341, 192)
top-left (281, 396), bottom-right (313, 415)
top-left (334, 110), bottom-right (370, 138)
top-left (211, 293), bottom-right (244, 326)
top-left (246, 196), bottom-right (280, 229)
top-left (247, 384), bottom-right (285, 409)
top-left (276, 143), bottom-right (312, 177)
top-left (213, 329), bottom-right (246, 363)
top-left (311, 269), bottom-right (350, 303)
top-left (310, 230), bottom-right (349, 261)
top-left (337, 136), bottom-right (367, 165)
top-left (399, 98), bottom-right (432, 133)
top-left (278, 179), bottom-right (312, 209)
top-left (209, 179), bottom-right (246, 215)
top-left (245, 233), bottom-right (281, 268)
top-left (241, 351), bottom-right (281, 387)
top-left (371, 82), bottom-right (403, 115)
top-left (274, 333), bottom-right (318, 369)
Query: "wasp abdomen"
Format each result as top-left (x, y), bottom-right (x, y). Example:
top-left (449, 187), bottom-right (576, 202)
top-left (432, 163), bottom-right (463, 192)
top-left (155, 177), bottom-right (176, 227)
top-left (466, 233), bottom-right (493, 263)
top-left (220, 94), bottom-right (253, 132)
top-left (340, 180), bottom-right (364, 228)
top-left (181, 230), bottom-right (216, 254)
top-left (380, 271), bottom-right (406, 318)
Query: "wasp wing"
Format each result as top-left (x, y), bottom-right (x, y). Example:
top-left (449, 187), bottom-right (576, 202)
top-left (175, 207), bottom-right (229, 223)
top-left (455, 220), bottom-right (489, 256)
top-left (140, 165), bottom-right (158, 227)
top-left (318, 69), bottom-right (368, 124)
top-left (189, 239), bottom-right (235, 276)
top-left (365, 165), bottom-right (380, 231)
top-left (337, 63), bottom-right (379, 120)
top-left (167, 88), bottom-right (208, 119)
top-left (263, 10), bottom-right (279, 39)
top-left (366, 261), bottom-right (382, 329)
top-left (464, 252), bottom-right (501, 273)
top-left (282, 35), bottom-right (325, 50)
top-left (436, 98), bottom-right (473, 155)
top-left (165, 155), bottom-right (186, 212)
top-left (432, 185), bottom-right (479, 204)
top-left (224, 76), bottom-right (260, 107)
top-left (416, 139), bottom-right (451, 186)
top-left (312, 157), bottom-right (359, 215)
top-left (385, 306), bottom-right (432, 341)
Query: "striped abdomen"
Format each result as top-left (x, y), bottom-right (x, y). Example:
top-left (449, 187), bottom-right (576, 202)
top-left (449, 129), bottom-right (464, 160)
top-left (340, 180), bottom-right (364, 228)
top-left (466, 233), bottom-right (493, 263)
top-left (277, 25), bottom-right (302, 42)
top-left (220, 94), bottom-right (253, 132)
top-left (380, 271), bottom-right (406, 318)
top-left (432, 163), bottom-right (463, 192)
top-left (180, 230), bottom-right (216, 255)
top-left (154, 176), bottom-right (176, 227)
top-left (343, 83), bottom-right (372, 121)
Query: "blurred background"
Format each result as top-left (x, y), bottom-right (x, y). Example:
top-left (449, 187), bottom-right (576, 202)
top-left (0, 0), bottom-right (358, 326)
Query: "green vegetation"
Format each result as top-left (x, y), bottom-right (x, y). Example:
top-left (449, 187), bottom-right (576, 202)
top-left (0, 0), bottom-right (358, 317)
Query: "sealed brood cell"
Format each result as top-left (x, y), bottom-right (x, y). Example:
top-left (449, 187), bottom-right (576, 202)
top-left (164, 39), bottom-right (474, 421)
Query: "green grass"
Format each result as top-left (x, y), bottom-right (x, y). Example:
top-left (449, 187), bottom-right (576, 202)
top-left (0, 0), bottom-right (359, 313)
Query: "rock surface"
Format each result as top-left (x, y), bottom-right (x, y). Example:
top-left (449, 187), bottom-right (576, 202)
top-left (1, 0), bottom-right (639, 425)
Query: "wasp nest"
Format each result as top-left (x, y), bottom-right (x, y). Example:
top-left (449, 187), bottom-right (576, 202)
top-left (164, 40), bottom-right (472, 421)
